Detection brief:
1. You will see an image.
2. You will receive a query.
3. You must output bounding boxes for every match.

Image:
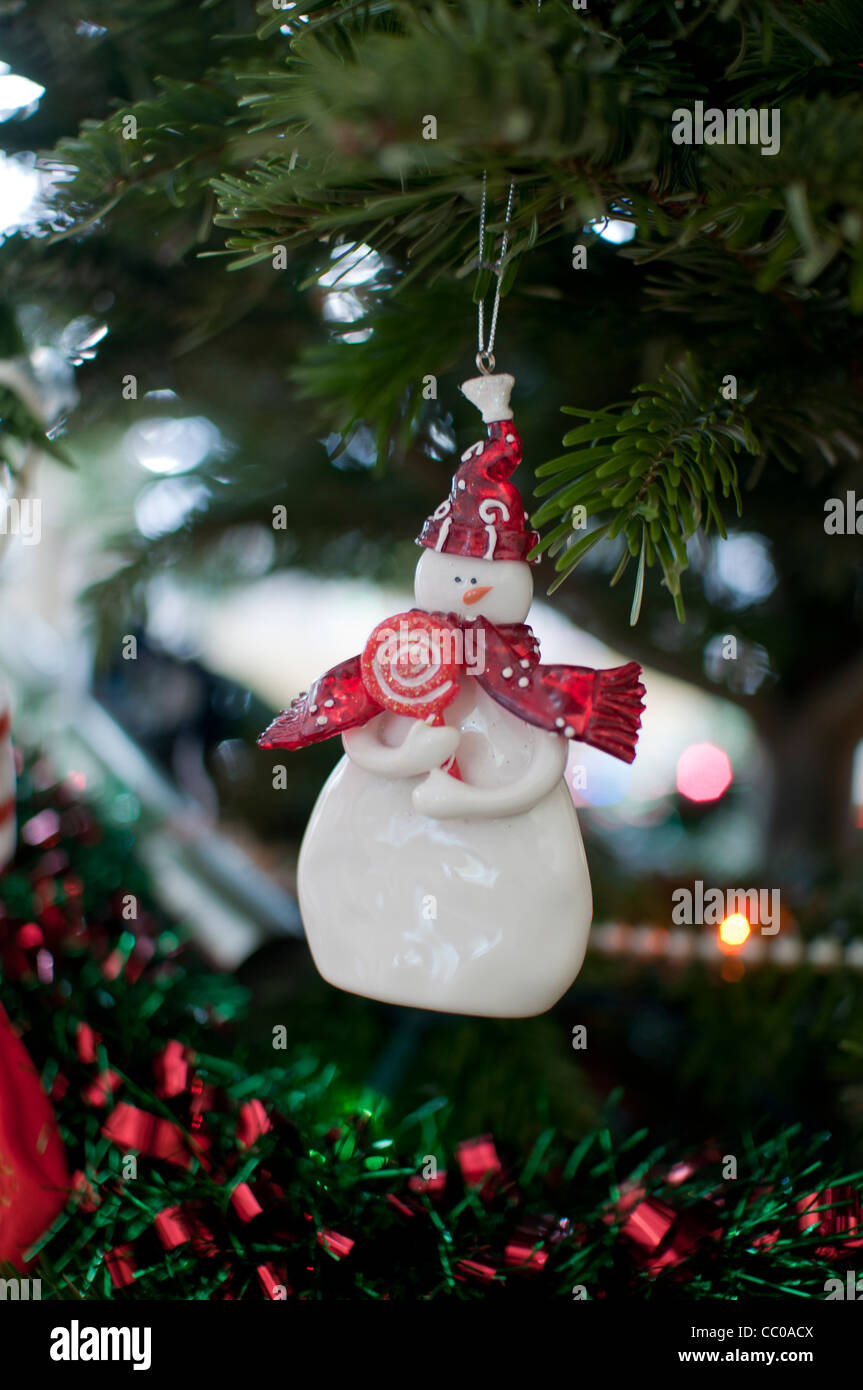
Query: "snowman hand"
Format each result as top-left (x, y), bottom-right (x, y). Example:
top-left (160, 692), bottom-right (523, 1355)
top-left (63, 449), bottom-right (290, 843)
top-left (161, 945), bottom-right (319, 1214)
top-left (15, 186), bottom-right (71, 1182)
top-left (411, 767), bottom-right (467, 819)
top-left (403, 720), bottom-right (461, 772)
top-left (343, 718), bottom-right (459, 779)
top-left (413, 731), bottom-right (568, 820)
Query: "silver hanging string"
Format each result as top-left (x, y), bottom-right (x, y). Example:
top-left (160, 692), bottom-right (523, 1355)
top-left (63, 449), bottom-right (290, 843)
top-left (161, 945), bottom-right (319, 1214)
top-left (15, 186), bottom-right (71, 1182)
top-left (475, 0), bottom-right (540, 373)
top-left (476, 170), bottom-right (516, 375)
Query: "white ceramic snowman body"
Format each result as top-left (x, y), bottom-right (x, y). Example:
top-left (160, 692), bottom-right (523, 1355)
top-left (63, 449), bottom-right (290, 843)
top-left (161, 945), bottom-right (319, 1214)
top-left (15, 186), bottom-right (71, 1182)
top-left (298, 548), bottom-right (593, 1017)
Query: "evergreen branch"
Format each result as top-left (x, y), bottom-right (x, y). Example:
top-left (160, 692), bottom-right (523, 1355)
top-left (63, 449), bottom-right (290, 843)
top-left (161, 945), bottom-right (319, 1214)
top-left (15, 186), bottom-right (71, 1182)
top-left (532, 362), bottom-right (761, 619)
top-left (30, 2), bottom-right (863, 320)
top-left (291, 279), bottom-right (470, 456)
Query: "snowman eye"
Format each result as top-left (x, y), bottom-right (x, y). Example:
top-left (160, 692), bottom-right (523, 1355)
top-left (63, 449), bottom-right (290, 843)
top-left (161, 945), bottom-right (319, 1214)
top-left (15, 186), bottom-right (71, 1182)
top-left (454, 576), bottom-right (463, 584)
top-left (470, 577), bottom-right (478, 584)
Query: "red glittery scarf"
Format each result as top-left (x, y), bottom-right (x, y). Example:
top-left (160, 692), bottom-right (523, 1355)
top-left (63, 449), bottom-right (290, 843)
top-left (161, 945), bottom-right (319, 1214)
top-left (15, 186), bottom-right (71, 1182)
top-left (258, 614), bottom-right (645, 764)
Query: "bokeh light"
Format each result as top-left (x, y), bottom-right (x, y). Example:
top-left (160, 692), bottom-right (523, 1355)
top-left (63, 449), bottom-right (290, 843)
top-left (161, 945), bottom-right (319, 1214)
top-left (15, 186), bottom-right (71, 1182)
top-left (0, 65), bottom-right (45, 121)
top-left (720, 957), bottom-right (746, 983)
top-left (588, 217), bottom-right (637, 244)
top-left (318, 242), bottom-right (383, 288)
top-left (705, 532), bottom-right (777, 609)
top-left (719, 913), bottom-right (751, 949)
top-left (124, 416), bottom-right (223, 475)
top-left (676, 742), bottom-right (733, 803)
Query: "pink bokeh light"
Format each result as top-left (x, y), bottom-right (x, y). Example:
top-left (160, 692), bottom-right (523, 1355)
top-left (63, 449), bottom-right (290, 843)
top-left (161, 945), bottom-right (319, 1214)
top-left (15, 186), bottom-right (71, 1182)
top-left (676, 742), bottom-right (733, 803)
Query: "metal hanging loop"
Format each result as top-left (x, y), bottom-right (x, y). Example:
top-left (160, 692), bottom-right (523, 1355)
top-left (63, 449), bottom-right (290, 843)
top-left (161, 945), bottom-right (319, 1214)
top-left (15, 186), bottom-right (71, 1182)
top-left (477, 170), bottom-right (515, 373)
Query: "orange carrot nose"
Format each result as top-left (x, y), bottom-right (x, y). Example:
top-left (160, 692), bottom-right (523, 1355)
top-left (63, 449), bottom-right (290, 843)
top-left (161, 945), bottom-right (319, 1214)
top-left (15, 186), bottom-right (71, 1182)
top-left (463, 585), bottom-right (492, 605)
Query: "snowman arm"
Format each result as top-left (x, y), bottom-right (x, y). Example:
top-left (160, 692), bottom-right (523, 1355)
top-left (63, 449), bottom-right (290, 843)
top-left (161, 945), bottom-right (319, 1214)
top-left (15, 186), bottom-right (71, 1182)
top-left (412, 728), bottom-right (567, 820)
top-left (343, 716), bottom-right (460, 778)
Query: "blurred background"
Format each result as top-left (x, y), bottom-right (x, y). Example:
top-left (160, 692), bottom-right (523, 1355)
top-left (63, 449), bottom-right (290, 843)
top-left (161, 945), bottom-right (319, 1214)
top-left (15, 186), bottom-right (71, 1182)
top-left (1, 1), bottom-right (862, 1166)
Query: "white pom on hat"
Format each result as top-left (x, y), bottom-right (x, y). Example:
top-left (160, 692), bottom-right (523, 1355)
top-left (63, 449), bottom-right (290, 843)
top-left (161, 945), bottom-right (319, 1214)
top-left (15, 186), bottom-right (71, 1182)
top-left (460, 373), bottom-right (514, 424)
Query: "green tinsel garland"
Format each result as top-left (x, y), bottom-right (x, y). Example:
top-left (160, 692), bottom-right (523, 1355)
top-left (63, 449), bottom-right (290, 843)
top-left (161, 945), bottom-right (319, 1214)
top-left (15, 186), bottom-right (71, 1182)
top-left (1, 756), bottom-right (861, 1300)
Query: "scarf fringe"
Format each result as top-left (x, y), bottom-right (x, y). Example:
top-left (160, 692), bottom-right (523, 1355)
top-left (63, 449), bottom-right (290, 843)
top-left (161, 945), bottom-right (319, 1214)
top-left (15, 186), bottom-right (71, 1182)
top-left (582, 662), bottom-right (645, 765)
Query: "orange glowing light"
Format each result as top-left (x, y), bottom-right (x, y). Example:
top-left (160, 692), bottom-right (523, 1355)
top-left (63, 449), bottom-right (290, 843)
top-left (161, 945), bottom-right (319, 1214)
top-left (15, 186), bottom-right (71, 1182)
top-left (719, 913), bottom-right (751, 948)
top-left (721, 957), bottom-right (745, 983)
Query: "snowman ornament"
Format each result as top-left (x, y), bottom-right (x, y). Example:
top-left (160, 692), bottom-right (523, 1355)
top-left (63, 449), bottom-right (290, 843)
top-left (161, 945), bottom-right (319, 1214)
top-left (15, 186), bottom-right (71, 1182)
top-left (260, 374), bottom-right (645, 1017)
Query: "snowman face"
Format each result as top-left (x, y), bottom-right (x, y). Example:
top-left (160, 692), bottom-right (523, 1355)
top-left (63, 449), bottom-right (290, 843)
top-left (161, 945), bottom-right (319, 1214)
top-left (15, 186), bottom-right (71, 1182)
top-left (414, 549), bottom-right (533, 625)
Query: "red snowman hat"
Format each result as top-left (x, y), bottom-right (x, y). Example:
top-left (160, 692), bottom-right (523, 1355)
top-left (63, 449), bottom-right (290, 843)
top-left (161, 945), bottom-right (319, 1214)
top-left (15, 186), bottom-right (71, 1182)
top-left (416, 373), bottom-right (540, 564)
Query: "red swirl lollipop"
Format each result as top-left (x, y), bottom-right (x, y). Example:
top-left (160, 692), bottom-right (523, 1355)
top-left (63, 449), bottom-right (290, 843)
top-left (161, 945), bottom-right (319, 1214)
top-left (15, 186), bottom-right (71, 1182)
top-left (361, 610), bottom-right (461, 723)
